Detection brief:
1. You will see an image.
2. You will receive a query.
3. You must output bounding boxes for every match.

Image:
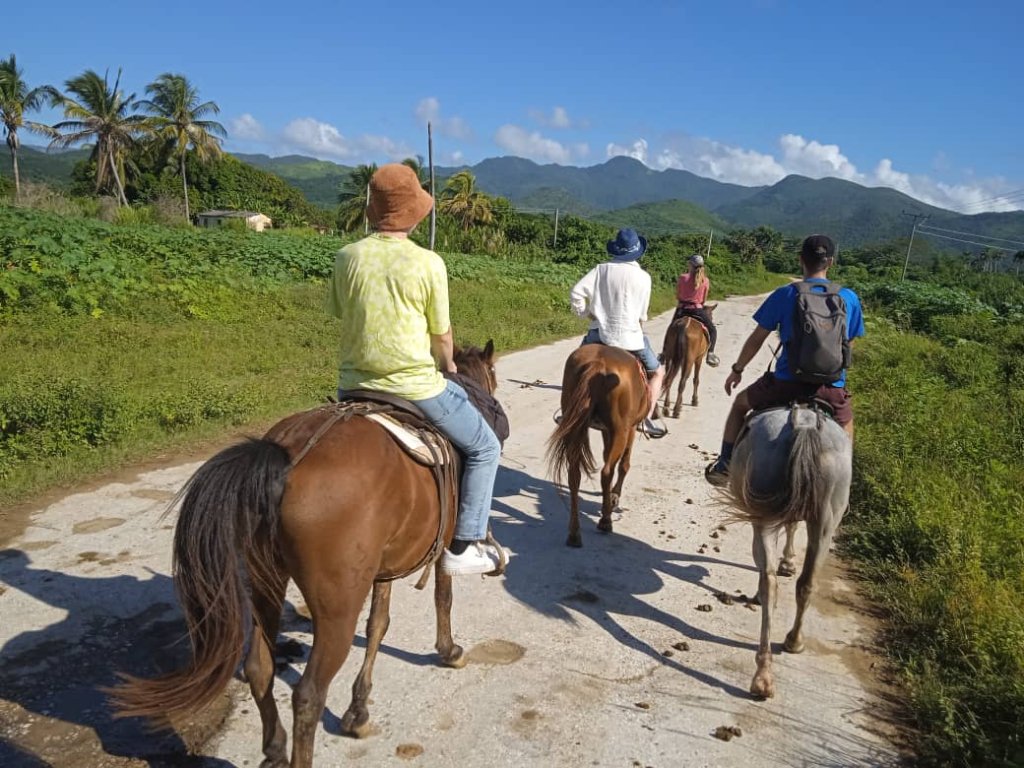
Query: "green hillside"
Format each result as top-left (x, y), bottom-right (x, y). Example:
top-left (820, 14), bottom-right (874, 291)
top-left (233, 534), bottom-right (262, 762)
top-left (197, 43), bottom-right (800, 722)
top-left (593, 199), bottom-right (728, 235)
top-left (233, 153), bottom-right (352, 208)
top-left (1, 146), bottom-right (91, 188)
top-left (714, 174), bottom-right (1024, 247)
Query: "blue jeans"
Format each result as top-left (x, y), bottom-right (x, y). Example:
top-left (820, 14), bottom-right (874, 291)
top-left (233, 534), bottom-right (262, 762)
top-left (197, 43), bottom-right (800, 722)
top-left (412, 380), bottom-right (500, 541)
top-left (581, 328), bottom-right (661, 373)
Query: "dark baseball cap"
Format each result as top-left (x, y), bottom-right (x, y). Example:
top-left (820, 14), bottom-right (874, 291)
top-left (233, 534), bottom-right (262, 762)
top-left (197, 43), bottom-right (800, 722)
top-left (800, 234), bottom-right (835, 261)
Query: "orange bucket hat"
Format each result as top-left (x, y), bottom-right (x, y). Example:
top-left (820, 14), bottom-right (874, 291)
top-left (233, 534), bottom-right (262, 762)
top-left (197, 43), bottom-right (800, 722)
top-left (366, 163), bottom-right (434, 232)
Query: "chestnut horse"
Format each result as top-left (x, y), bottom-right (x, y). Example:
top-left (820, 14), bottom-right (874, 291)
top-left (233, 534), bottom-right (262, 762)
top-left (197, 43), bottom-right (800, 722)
top-left (546, 343), bottom-right (649, 548)
top-left (724, 403), bottom-right (852, 699)
top-left (658, 305), bottom-right (717, 419)
top-left (110, 343), bottom-right (499, 768)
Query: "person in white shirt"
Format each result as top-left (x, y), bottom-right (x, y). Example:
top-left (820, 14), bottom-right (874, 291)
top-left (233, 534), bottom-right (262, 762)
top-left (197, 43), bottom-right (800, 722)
top-left (570, 228), bottom-right (667, 438)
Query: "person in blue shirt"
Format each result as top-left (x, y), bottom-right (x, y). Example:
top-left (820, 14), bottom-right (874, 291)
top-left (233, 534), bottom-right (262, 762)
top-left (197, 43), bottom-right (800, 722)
top-left (705, 234), bottom-right (865, 486)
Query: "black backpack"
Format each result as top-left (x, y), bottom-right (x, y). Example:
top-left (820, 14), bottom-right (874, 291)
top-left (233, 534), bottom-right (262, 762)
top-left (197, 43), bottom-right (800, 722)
top-left (787, 281), bottom-right (850, 385)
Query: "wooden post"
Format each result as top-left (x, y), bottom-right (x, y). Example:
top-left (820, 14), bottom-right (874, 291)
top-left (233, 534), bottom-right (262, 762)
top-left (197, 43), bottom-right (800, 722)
top-left (553, 208), bottom-right (560, 248)
top-left (428, 122), bottom-right (436, 250)
top-left (706, 229), bottom-right (713, 258)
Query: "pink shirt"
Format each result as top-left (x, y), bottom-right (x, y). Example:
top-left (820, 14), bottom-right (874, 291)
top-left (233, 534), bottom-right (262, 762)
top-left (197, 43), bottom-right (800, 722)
top-left (676, 273), bottom-right (709, 307)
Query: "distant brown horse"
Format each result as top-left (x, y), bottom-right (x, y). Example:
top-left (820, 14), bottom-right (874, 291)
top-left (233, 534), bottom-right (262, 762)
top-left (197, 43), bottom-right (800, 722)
top-left (547, 344), bottom-right (649, 548)
top-left (110, 343), bottom-right (499, 768)
top-left (658, 305), bottom-right (717, 419)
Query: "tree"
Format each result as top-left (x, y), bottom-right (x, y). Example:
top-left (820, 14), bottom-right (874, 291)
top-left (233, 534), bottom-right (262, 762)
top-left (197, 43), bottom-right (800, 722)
top-left (138, 73), bottom-right (226, 222)
top-left (439, 171), bottom-right (494, 231)
top-left (1014, 250), bottom-right (1024, 277)
top-left (49, 69), bottom-right (150, 206)
top-left (401, 155), bottom-right (430, 190)
top-left (337, 163), bottom-right (377, 233)
top-left (0, 54), bottom-right (58, 200)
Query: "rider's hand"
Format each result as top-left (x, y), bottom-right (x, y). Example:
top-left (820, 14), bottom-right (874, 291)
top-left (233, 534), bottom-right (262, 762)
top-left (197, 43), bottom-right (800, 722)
top-left (444, 361), bottom-right (458, 374)
top-left (725, 370), bottom-right (742, 395)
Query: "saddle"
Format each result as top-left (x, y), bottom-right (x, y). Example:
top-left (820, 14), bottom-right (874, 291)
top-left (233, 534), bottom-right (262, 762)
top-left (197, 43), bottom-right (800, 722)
top-left (673, 306), bottom-right (711, 342)
top-left (735, 399), bottom-right (835, 448)
top-left (266, 394), bottom-right (463, 587)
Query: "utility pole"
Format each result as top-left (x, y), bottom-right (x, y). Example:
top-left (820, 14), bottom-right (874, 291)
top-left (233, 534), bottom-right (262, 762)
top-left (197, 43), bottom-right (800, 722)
top-left (901, 211), bottom-right (929, 281)
top-left (428, 122), bottom-right (436, 250)
top-left (706, 229), bottom-right (713, 259)
top-left (553, 208), bottom-right (559, 248)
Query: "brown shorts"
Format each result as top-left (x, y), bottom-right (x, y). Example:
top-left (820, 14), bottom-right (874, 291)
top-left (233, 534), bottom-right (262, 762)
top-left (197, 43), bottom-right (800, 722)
top-left (744, 373), bottom-right (853, 426)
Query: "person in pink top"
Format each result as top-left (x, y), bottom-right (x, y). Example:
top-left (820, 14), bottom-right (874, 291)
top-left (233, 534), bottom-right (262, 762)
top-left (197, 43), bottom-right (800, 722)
top-left (674, 253), bottom-right (720, 367)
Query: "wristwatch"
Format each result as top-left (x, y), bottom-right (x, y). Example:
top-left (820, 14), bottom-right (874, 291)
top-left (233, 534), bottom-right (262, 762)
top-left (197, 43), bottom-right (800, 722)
top-left (731, 363), bottom-right (745, 374)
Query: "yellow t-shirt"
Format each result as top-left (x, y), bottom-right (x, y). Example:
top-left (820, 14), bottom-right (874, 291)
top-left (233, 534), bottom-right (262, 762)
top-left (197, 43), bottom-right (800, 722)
top-left (325, 234), bottom-right (450, 400)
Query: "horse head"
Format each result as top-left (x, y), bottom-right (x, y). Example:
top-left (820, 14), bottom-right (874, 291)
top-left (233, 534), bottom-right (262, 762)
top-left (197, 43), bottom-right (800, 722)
top-left (453, 339), bottom-right (497, 394)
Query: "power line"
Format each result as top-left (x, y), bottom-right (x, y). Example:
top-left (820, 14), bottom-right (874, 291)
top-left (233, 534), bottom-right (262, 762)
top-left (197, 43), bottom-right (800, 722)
top-left (915, 229), bottom-right (1018, 253)
top-left (901, 211), bottom-right (929, 281)
top-left (958, 186), bottom-right (1024, 208)
top-left (917, 224), bottom-right (1024, 248)
top-left (958, 189), bottom-right (1024, 213)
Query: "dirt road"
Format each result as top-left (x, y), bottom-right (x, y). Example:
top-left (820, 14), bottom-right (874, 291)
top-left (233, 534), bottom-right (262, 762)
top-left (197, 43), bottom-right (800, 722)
top-left (0, 293), bottom-right (903, 767)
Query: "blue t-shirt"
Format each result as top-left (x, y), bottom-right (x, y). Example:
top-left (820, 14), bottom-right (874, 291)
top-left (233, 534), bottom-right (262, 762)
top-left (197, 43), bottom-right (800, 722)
top-left (753, 278), bottom-right (865, 387)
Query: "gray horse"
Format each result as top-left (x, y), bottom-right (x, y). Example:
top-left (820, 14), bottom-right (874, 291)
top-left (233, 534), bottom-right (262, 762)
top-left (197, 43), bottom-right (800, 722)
top-left (725, 403), bottom-right (852, 699)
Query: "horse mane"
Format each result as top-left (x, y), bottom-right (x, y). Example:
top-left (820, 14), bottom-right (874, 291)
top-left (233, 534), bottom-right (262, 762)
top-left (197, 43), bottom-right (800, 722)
top-left (453, 340), bottom-right (497, 395)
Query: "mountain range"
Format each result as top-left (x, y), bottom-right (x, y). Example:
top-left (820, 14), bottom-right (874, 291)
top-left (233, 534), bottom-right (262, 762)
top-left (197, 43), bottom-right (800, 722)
top-left (7, 147), bottom-right (1022, 249)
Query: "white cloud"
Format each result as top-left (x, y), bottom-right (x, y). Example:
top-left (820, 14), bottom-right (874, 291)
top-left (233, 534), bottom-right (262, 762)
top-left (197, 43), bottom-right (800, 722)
top-left (229, 113), bottom-right (265, 142)
top-left (529, 106), bottom-right (576, 129)
top-left (280, 118), bottom-right (413, 162)
top-left (495, 125), bottom-right (576, 164)
top-left (642, 132), bottom-right (1019, 212)
top-left (606, 138), bottom-right (649, 164)
top-left (415, 97), bottom-right (472, 140)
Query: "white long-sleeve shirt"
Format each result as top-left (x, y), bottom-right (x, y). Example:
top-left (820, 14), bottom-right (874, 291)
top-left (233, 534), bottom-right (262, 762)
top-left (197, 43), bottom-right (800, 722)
top-left (570, 260), bottom-right (651, 350)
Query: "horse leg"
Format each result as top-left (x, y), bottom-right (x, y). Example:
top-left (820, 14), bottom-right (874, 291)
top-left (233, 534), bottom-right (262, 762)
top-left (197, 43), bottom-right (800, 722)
top-left (691, 355), bottom-right (703, 407)
top-left (341, 581), bottom-right (392, 738)
top-left (778, 522), bottom-right (799, 577)
top-left (566, 462), bottom-right (583, 548)
top-left (597, 429), bottom-right (628, 534)
top-left (610, 430), bottom-right (636, 512)
top-left (244, 579), bottom-right (288, 768)
top-left (660, 358), bottom-right (677, 419)
top-left (784, 513), bottom-right (839, 654)
top-left (290, 582), bottom-right (368, 768)
top-left (434, 566), bottom-right (466, 667)
top-left (750, 524), bottom-right (780, 699)
top-left (674, 357), bottom-right (691, 419)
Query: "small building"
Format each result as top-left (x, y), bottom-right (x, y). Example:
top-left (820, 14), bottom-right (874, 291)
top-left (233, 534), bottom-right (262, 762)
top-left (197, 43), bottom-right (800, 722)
top-left (196, 210), bottom-right (273, 232)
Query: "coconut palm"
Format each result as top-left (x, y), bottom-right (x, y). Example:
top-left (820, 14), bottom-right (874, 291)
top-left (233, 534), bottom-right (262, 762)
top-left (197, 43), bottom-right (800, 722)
top-left (138, 73), bottom-right (226, 221)
top-left (401, 155), bottom-right (430, 190)
top-left (337, 163), bottom-right (377, 233)
top-left (439, 170), bottom-right (494, 231)
top-left (49, 69), bottom-right (150, 206)
top-left (0, 54), bottom-right (58, 200)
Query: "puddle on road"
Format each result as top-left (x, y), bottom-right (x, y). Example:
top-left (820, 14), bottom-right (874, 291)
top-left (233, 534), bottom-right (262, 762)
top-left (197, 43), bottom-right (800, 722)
top-left (466, 639), bottom-right (526, 665)
top-left (71, 517), bottom-right (125, 535)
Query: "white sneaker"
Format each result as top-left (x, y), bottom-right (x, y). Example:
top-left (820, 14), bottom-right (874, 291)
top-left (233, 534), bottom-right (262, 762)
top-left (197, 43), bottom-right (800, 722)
top-left (440, 542), bottom-right (510, 576)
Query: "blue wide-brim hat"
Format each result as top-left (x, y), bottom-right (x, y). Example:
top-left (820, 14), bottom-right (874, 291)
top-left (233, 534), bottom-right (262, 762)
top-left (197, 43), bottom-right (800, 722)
top-left (607, 228), bottom-right (647, 261)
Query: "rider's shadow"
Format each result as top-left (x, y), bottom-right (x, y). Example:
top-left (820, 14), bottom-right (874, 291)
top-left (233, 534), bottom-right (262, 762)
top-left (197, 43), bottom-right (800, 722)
top-left (0, 549), bottom-right (234, 767)
top-left (490, 465), bottom-right (756, 700)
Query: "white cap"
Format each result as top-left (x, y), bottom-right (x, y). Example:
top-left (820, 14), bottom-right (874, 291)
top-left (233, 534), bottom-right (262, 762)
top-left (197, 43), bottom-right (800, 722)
top-left (688, 254), bottom-right (705, 267)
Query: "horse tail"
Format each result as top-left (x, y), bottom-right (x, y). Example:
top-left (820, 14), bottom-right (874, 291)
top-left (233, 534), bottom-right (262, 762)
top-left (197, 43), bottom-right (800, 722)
top-left (546, 360), bottom-right (614, 484)
top-left (661, 320), bottom-right (685, 386)
top-left (107, 438), bottom-right (291, 722)
top-left (729, 409), bottom-right (832, 527)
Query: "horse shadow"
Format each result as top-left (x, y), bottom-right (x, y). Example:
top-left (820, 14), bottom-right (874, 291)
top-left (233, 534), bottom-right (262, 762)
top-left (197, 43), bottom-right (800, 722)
top-left (0, 548), bottom-right (234, 767)
top-left (489, 465), bottom-right (756, 699)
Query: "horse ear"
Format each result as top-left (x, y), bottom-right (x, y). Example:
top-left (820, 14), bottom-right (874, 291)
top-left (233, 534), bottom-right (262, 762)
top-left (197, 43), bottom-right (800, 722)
top-left (484, 339), bottom-right (495, 361)
top-left (707, 303), bottom-right (718, 312)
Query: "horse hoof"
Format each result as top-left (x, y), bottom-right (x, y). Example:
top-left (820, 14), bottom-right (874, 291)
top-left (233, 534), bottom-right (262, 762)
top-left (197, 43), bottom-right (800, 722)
top-left (750, 675), bottom-right (775, 700)
top-left (566, 534), bottom-right (583, 548)
top-left (778, 561), bottom-right (797, 577)
top-left (440, 646), bottom-right (467, 668)
top-left (259, 759), bottom-right (288, 768)
top-left (672, 410), bottom-right (682, 419)
top-left (340, 709), bottom-right (372, 739)
top-left (597, 520), bottom-right (613, 534)
top-left (783, 634), bottom-right (805, 654)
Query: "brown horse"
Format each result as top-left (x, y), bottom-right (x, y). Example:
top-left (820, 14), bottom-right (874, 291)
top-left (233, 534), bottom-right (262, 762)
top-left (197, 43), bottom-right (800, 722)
top-left (109, 343), bottom-right (499, 768)
top-left (546, 343), bottom-right (649, 548)
top-left (658, 305), bottom-right (717, 419)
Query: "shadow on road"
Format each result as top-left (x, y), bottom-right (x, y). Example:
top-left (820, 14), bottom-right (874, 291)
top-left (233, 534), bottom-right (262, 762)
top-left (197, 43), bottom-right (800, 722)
top-left (0, 548), bottom-right (235, 767)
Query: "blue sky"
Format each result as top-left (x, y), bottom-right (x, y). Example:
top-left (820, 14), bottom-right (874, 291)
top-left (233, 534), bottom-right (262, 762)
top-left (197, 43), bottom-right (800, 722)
top-left (9, 0), bottom-right (1023, 212)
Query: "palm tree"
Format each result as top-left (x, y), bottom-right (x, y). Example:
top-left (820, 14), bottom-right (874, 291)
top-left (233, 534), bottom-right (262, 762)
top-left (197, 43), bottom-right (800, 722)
top-left (0, 54), bottom-right (58, 200)
top-left (138, 73), bottom-right (226, 222)
top-left (337, 163), bottom-right (377, 233)
top-left (49, 69), bottom-right (150, 206)
top-left (438, 171), bottom-right (494, 231)
top-left (401, 155), bottom-right (430, 190)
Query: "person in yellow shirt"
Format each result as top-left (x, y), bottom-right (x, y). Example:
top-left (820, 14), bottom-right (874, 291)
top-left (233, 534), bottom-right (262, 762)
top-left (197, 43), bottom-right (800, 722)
top-left (326, 164), bottom-right (506, 576)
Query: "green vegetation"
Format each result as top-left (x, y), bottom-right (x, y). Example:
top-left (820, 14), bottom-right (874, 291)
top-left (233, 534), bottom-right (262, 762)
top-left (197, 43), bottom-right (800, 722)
top-left (593, 199), bottom-right (727, 235)
top-left (839, 263), bottom-right (1024, 766)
